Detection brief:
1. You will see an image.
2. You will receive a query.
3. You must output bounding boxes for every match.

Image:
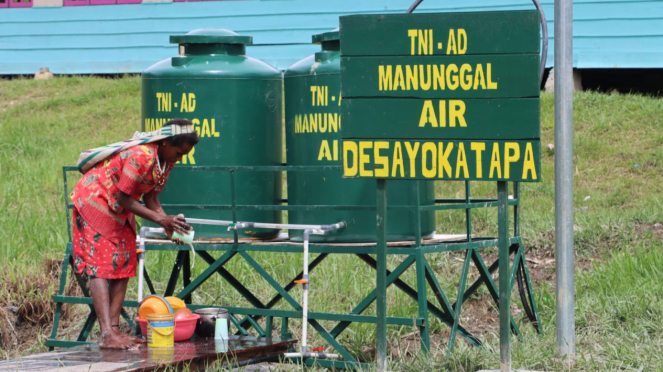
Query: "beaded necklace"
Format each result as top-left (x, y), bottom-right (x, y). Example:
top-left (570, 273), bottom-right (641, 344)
top-left (154, 153), bottom-right (168, 187)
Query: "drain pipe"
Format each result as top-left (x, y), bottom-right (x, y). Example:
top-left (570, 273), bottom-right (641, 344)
top-left (230, 221), bottom-right (345, 234)
top-left (283, 228), bottom-right (339, 360)
top-left (183, 217), bottom-right (235, 226)
top-left (301, 228), bottom-right (312, 356)
top-left (285, 227), bottom-right (341, 360)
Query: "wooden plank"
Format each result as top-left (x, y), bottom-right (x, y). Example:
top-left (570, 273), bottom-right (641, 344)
top-left (2, 337), bottom-right (296, 372)
top-left (341, 139), bottom-right (541, 182)
top-left (48, 363), bottom-right (131, 372)
top-left (340, 54), bottom-right (540, 99)
top-left (342, 98), bottom-right (540, 140)
top-left (340, 11), bottom-right (540, 57)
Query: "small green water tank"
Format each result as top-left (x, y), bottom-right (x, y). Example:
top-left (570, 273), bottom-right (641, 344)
top-left (284, 30), bottom-right (436, 242)
top-left (141, 29), bottom-right (283, 238)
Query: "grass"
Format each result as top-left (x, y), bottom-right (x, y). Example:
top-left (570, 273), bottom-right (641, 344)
top-left (1, 76), bottom-right (662, 371)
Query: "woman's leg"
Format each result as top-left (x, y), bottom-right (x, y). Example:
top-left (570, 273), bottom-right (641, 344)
top-left (108, 277), bottom-right (127, 327)
top-left (108, 278), bottom-right (146, 343)
top-left (89, 277), bottom-right (134, 349)
top-left (74, 208), bottom-right (142, 348)
top-left (75, 208), bottom-right (135, 349)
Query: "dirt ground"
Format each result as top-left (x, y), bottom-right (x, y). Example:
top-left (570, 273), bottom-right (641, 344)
top-left (0, 259), bottom-right (86, 358)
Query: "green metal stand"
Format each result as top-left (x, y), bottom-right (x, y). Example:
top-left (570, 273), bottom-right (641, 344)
top-left (376, 178), bottom-right (388, 371)
top-left (498, 181), bottom-right (511, 371)
top-left (49, 166), bottom-right (541, 370)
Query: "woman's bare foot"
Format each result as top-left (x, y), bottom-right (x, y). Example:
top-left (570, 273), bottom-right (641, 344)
top-left (130, 334), bottom-right (147, 344)
top-left (114, 328), bottom-right (147, 344)
top-left (99, 331), bottom-right (135, 349)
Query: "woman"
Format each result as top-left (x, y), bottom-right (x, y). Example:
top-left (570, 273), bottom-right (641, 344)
top-left (70, 119), bottom-right (198, 349)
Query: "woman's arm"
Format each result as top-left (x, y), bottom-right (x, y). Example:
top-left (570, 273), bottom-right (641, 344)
top-left (143, 191), bottom-right (165, 216)
top-left (118, 191), bottom-right (191, 236)
top-left (142, 191), bottom-right (183, 242)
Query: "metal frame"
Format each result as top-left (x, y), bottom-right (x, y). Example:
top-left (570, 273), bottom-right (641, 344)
top-left (49, 165), bottom-right (541, 370)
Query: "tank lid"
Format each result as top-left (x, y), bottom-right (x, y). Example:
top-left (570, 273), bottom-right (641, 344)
top-left (312, 28), bottom-right (339, 44)
top-left (170, 28), bottom-right (253, 45)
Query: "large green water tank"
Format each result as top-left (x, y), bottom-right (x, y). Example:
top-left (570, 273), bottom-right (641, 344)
top-left (141, 29), bottom-right (283, 239)
top-left (284, 30), bottom-right (436, 242)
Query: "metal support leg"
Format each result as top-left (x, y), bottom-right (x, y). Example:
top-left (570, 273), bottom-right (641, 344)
top-left (448, 249), bottom-right (472, 355)
top-left (71, 261), bottom-right (97, 342)
top-left (281, 317), bottom-right (291, 339)
top-left (265, 316), bottom-right (273, 338)
top-left (498, 181), bottom-right (511, 372)
top-left (49, 244), bottom-right (73, 350)
top-left (77, 312), bottom-right (97, 342)
top-left (183, 251), bottom-right (192, 304)
top-left (49, 303), bottom-right (63, 350)
top-left (164, 250), bottom-right (186, 297)
top-left (142, 266), bottom-right (156, 296)
top-left (518, 245), bottom-right (542, 333)
top-left (376, 179), bottom-right (387, 372)
top-left (415, 248), bottom-right (430, 353)
top-left (413, 181), bottom-right (429, 353)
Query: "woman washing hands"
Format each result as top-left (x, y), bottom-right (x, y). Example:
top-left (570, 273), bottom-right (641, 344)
top-left (70, 119), bottom-right (198, 349)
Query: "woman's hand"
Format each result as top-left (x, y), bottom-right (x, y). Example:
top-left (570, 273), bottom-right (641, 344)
top-left (157, 215), bottom-right (193, 244)
top-left (119, 191), bottom-right (192, 244)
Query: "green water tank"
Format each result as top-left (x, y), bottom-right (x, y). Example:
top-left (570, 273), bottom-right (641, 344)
top-left (284, 30), bottom-right (436, 242)
top-left (141, 29), bottom-right (283, 239)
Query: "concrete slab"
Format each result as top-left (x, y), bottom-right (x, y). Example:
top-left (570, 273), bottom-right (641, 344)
top-left (3, 336), bottom-right (296, 372)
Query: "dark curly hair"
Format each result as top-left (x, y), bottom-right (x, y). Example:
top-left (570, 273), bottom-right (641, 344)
top-left (163, 119), bottom-right (199, 147)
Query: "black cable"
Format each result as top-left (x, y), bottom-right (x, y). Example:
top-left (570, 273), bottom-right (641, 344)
top-left (404, 0), bottom-right (543, 331)
top-left (407, 0), bottom-right (548, 85)
top-left (516, 254), bottom-right (540, 332)
top-left (520, 0), bottom-right (547, 331)
top-left (406, 0), bottom-right (424, 13)
top-left (531, 0), bottom-right (549, 84)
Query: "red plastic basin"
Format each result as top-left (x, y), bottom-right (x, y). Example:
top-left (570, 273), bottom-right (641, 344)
top-left (136, 314), bottom-right (200, 342)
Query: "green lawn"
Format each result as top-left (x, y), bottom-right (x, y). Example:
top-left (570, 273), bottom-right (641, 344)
top-left (1, 76), bottom-right (662, 371)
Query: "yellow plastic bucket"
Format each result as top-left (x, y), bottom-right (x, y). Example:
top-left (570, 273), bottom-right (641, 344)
top-left (148, 346), bottom-right (174, 364)
top-left (146, 313), bottom-right (175, 348)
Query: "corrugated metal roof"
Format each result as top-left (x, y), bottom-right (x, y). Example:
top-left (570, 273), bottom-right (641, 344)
top-left (0, 0), bottom-right (661, 74)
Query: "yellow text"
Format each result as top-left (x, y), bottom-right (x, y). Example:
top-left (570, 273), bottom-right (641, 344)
top-left (343, 140), bottom-right (538, 181)
top-left (378, 63), bottom-right (497, 91)
top-left (293, 113), bottom-right (341, 134)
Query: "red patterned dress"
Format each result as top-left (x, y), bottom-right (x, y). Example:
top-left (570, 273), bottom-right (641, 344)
top-left (69, 143), bottom-right (173, 279)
